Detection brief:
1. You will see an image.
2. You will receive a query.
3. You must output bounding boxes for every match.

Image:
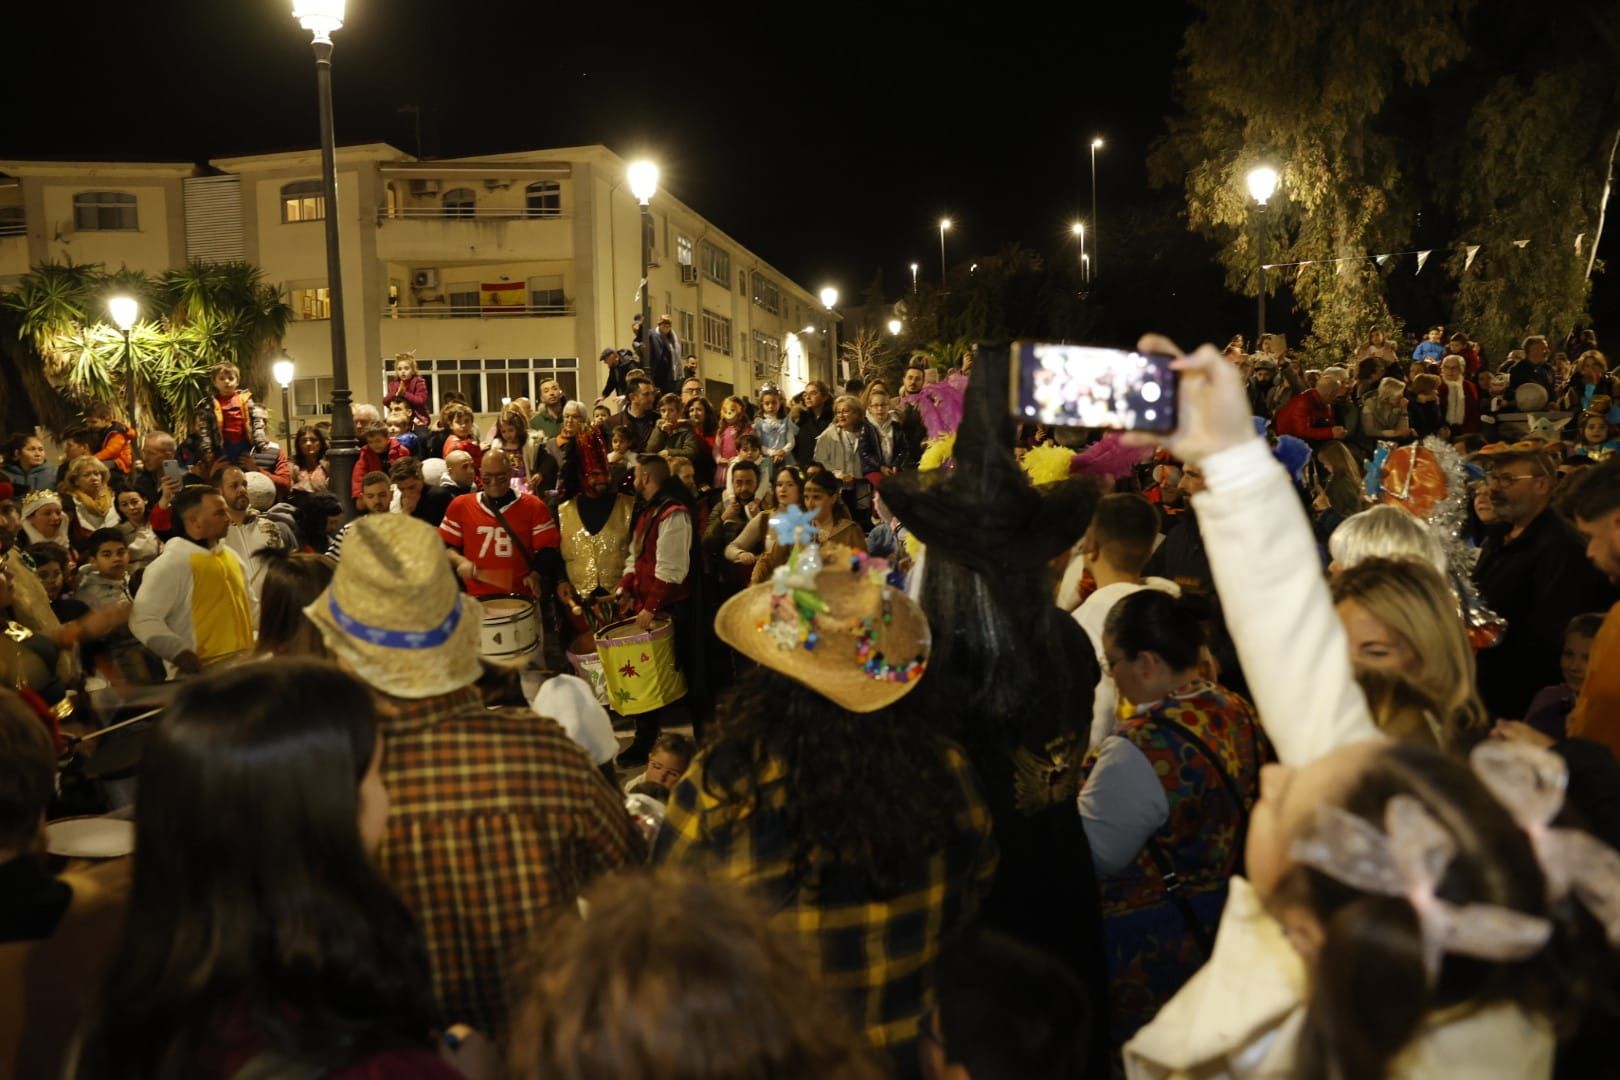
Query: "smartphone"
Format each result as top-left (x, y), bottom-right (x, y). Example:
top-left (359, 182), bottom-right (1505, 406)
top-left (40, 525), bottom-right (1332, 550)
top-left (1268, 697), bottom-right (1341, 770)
top-left (162, 459), bottom-right (185, 484)
top-left (1010, 340), bottom-right (1179, 434)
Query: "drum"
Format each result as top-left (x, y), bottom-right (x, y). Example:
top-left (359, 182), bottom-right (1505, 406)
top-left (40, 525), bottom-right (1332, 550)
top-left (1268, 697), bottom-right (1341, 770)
top-left (46, 815), bottom-right (135, 859)
top-left (478, 594), bottom-right (539, 661)
top-left (596, 618), bottom-right (687, 716)
top-left (566, 632), bottom-right (612, 709)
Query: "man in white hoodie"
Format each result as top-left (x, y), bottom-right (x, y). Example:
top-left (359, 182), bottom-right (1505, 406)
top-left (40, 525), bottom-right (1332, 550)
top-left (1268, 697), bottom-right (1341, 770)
top-left (1073, 493), bottom-right (1181, 749)
top-left (129, 485), bottom-right (255, 676)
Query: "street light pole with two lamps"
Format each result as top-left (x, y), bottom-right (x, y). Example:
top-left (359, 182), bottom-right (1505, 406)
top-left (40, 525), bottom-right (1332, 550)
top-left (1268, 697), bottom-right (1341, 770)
top-left (1069, 221), bottom-right (1087, 281)
top-left (291, 0), bottom-right (357, 513)
top-left (107, 296), bottom-right (138, 426)
top-left (1246, 164), bottom-right (1280, 345)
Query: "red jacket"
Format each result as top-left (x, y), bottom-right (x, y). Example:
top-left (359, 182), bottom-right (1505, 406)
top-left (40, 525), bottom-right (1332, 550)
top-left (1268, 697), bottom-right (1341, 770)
top-left (353, 439), bottom-right (411, 498)
top-left (1438, 379), bottom-right (1482, 435)
top-left (1273, 389), bottom-right (1337, 442)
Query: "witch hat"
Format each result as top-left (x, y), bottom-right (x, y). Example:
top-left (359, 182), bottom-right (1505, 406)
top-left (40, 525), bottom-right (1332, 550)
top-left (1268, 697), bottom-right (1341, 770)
top-left (882, 343), bottom-right (1099, 574)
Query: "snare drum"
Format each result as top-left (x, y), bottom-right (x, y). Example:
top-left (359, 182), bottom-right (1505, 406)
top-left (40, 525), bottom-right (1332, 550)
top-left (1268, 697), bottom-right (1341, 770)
top-left (46, 815), bottom-right (135, 859)
top-left (477, 594), bottom-right (540, 661)
top-left (596, 618), bottom-right (687, 716)
top-left (566, 632), bottom-right (612, 709)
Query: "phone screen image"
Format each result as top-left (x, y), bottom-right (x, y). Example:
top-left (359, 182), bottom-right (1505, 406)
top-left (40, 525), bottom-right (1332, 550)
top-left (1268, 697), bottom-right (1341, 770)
top-left (1011, 341), bottom-right (1178, 433)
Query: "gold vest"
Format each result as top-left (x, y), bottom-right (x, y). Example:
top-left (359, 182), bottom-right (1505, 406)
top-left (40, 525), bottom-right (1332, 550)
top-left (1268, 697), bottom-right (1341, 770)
top-left (558, 495), bottom-right (634, 597)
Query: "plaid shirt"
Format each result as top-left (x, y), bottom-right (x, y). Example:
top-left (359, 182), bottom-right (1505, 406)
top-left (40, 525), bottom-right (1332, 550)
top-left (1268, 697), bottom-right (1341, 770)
top-left (377, 686), bottom-right (643, 1036)
top-left (654, 738), bottom-right (997, 1052)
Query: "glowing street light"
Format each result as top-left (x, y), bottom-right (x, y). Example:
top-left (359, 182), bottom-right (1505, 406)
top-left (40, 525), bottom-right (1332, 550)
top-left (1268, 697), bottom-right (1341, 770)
top-left (910, 262), bottom-right (919, 293)
top-left (1246, 164), bottom-right (1282, 344)
top-left (1070, 221), bottom-right (1088, 280)
top-left (108, 295), bottom-right (138, 423)
top-left (627, 160), bottom-right (659, 205)
top-left (938, 218), bottom-right (952, 283)
top-left (1089, 137), bottom-right (1104, 276)
top-left (819, 286), bottom-right (839, 310)
top-left (627, 159), bottom-right (661, 376)
top-left (887, 318), bottom-right (903, 336)
top-left (272, 356), bottom-right (296, 440)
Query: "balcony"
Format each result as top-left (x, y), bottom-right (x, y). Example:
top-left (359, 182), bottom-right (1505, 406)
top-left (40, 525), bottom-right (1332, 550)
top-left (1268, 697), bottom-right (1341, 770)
top-left (375, 205), bottom-right (573, 263)
top-left (384, 302), bottom-right (574, 319)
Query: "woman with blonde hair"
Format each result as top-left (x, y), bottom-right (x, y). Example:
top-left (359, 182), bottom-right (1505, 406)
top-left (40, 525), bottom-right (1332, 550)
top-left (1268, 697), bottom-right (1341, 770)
top-left (1330, 556), bottom-right (1489, 739)
top-left (63, 455), bottom-right (119, 543)
top-left (1359, 376), bottom-right (1412, 441)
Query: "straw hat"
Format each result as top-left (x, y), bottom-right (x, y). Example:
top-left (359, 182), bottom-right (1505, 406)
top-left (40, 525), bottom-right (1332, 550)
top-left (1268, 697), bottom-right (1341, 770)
top-left (714, 544), bottom-right (930, 713)
top-left (305, 514), bottom-right (483, 699)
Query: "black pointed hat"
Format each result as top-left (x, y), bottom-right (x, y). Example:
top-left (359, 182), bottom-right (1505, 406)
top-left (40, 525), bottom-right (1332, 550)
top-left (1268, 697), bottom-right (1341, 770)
top-left (881, 344), bottom-right (1098, 574)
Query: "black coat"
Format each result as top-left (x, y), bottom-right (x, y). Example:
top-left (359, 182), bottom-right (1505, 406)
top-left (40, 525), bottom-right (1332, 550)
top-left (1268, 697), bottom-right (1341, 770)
top-left (856, 420), bottom-right (917, 475)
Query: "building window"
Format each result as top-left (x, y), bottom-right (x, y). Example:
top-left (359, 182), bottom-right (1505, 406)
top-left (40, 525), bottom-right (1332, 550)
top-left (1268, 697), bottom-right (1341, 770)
top-left (280, 180), bottom-right (325, 223)
top-left (291, 376), bottom-right (334, 417)
top-left (676, 233), bottom-right (694, 266)
top-left (525, 180), bottom-right (561, 217)
top-left (289, 283), bottom-right (331, 320)
top-left (0, 207), bottom-right (23, 236)
top-left (393, 356), bottom-right (583, 415)
top-left (701, 241), bottom-right (730, 288)
top-left (752, 331), bottom-right (781, 379)
top-left (702, 309), bottom-right (733, 357)
top-left (527, 274), bottom-right (565, 311)
top-left (442, 188), bottom-right (476, 218)
top-left (751, 272), bottom-right (781, 315)
top-left (678, 310), bottom-right (696, 348)
top-left (72, 191), bottom-right (138, 231)
top-left (447, 280), bottom-right (480, 317)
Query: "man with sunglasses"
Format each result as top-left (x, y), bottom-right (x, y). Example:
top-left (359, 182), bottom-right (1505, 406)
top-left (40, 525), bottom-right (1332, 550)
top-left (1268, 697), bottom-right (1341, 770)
top-left (1474, 443), bottom-right (1617, 719)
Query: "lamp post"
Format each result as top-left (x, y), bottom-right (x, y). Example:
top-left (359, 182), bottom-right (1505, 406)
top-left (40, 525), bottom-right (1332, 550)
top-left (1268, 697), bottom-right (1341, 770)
top-left (887, 318), bottom-right (903, 336)
top-left (1246, 164), bottom-right (1280, 345)
top-left (628, 160), bottom-right (659, 370)
top-left (108, 295), bottom-right (138, 426)
top-left (292, 0), bottom-right (356, 513)
top-left (937, 218), bottom-right (951, 284)
top-left (1089, 137), bottom-right (1103, 278)
top-left (909, 262), bottom-right (919, 293)
top-left (1070, 221), bottom-right (1087, 280)
top-left (272, 357), bottom-right (296, 441)
top-left (819, 286), bottom-right (839, 383)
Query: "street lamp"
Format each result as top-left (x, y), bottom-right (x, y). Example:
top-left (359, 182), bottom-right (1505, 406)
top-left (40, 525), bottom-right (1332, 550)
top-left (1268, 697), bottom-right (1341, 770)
top-left (938, 218), bottom-right (952, 284)
top-left (819, 287), bottom-right (840, 383)
top-left (1090, 137), bottom-right (1103, 278)
top-left (887, 318), bottom-right (903, 336)
top-left (107, 295), bottom-right (138, 425)
top-left (272, 356), bottom-right (296, 442)
top-left (910, 262), bottom-right (919, 293)
top-left (291, 0), bottom-right (357, 513)
top-left (1070, 221), bottom-right (1087, 280)
top-left (628, 159), bottom-right (659, 369)
top-left (1246, 165), bottom-right (1280, 344)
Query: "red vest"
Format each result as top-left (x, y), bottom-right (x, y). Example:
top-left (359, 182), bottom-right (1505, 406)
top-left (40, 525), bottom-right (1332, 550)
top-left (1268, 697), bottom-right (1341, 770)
top-left (631, 501), bottom-right (691, 614)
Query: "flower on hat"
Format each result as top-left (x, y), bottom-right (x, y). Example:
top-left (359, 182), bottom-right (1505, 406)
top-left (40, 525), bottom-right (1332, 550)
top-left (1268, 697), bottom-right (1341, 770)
top-left (20, 489), bottom-right (62, 518)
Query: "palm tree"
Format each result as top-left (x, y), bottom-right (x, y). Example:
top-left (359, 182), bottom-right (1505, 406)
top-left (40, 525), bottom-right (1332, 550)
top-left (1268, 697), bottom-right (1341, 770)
top-left (0, 259), bottom-right (290, 436)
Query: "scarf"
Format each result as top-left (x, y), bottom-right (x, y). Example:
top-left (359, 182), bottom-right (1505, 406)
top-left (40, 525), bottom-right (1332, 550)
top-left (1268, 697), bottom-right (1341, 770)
top-left (72, 486), bottom-right (115, 522)
top-left (1443, 377), bottom-right (1466, 425)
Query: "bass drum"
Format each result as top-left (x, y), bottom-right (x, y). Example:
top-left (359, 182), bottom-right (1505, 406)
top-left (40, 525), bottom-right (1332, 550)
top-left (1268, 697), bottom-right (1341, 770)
top-left (477, 594), bottom-right (540, 662)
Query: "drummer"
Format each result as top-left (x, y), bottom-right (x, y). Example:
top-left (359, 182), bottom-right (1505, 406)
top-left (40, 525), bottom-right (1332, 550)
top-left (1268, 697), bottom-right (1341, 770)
top-left (440, 448), bottom-right (562, 600)
top-left (615, 456), bottom-right (702, 764)
top-left (554, 431), bottom-right (634, 634)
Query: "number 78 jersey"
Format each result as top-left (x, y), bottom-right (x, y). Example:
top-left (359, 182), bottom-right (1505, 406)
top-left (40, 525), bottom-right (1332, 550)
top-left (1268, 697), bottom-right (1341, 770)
top-left (438, 492), bottom-right (560, 598)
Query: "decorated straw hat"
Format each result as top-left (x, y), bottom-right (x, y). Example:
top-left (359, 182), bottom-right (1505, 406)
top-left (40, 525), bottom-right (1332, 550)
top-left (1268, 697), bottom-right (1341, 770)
top-left (715, 537), bottom-right (930, 714)
top-left (305, 514), bottom-right (484, 699)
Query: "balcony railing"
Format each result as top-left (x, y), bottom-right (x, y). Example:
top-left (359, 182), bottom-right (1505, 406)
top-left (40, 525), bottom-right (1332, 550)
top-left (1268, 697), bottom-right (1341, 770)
top-left (0, 221), bottom-right (25, 238)
top-left (378, 206), bottom-right (570, 221)
top-left (384, 303), bottom-right (575, 319)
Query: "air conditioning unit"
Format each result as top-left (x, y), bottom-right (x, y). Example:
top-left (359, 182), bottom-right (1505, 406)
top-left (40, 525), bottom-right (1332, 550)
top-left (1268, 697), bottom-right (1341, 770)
top-left (680, 265), bottom-right (699, 285)
top-left (409, 179), bottom-right (441, 197)
top-left (411, 268), bottom-right (439, 290)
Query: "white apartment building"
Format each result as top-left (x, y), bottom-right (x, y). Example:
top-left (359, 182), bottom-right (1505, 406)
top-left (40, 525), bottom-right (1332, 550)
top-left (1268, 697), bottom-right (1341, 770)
top-left (0, 145), bottom-right (838, 421)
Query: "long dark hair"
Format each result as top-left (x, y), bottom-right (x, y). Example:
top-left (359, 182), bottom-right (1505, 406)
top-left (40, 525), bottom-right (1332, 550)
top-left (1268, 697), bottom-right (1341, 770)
top-left (700, 668), bottom-right (955, 896)
top-left (292, 424), bottom-right (328, 469)
top-left (1289, 743), bottom-right (1606, 1079)
top-left (255, 550), bottom-right (335, 657)
top-left (293, 491), bottom-right (343, 554)
top-left (75, 661), bottom-right (439, 1078)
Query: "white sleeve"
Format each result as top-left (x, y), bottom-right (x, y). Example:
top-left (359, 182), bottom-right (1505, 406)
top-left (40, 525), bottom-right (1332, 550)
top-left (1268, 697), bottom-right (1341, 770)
top-left (1080, 737), bottom-right (1171, 877)
top-left (1056, 545), bottom-right (1086, 611)
top-left (129, 553), bottom-right (190, 660)
top-left (1190, 439), bottom-right (1378, 765)
top-left (654, 511), bottom-right (692, 584)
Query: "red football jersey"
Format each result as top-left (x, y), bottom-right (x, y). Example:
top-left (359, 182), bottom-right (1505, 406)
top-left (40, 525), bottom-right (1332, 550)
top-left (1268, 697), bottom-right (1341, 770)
top-left (439, 492), bottom-right (559, 597)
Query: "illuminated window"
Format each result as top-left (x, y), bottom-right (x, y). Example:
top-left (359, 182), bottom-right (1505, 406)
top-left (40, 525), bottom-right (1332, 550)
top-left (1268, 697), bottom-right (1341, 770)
top-left (280, 180), bottom-right (325, 222)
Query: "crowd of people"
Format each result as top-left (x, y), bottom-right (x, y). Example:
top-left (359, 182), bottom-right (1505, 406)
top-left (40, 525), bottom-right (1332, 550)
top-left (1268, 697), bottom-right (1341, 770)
top-left (4, 315), bottom-right (1620, 1079)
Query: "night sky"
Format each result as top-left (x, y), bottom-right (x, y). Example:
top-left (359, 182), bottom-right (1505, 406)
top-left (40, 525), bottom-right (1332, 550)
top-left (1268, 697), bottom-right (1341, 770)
top-left (6, 0), bottom-right (1189, 307)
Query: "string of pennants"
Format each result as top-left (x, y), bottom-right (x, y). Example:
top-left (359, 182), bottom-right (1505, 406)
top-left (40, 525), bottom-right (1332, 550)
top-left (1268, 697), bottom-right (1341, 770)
top-left (1262, 234), bottom-right (1589, 279)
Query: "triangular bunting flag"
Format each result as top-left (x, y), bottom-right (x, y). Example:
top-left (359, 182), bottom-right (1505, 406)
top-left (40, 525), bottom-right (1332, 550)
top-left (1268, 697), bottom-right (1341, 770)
top-left (1296, 262), bottom-right (1309, 280)
top-left (1376, 254), bottom-right (1391, 266)
top-left (1464, 245), bottom-right (1480, 271)
top-left (1416, 250), bottom-right (1431, 274)
top-left (1513, 239), bottom-right (1530, 249)
top-left (1576, 233), bottom-right (1585, 255)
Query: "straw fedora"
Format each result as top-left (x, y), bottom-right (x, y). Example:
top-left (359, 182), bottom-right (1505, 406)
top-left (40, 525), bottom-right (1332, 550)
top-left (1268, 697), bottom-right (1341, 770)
top-left (714, 545), bottom-right (930, 714)
top-left (305, 514), bottom-right (484, 699)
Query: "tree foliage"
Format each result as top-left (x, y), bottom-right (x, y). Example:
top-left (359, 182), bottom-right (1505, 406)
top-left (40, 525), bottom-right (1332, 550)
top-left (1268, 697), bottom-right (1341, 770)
top-left (0, 260), bottom-right (291, 435)
top-left (1152, 0), bottom-right (1472, 364)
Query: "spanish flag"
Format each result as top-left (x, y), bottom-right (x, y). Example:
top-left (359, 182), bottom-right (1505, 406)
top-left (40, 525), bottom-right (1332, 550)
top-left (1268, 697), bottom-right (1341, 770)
top-left (481, 281), bottom-right (526, 313)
